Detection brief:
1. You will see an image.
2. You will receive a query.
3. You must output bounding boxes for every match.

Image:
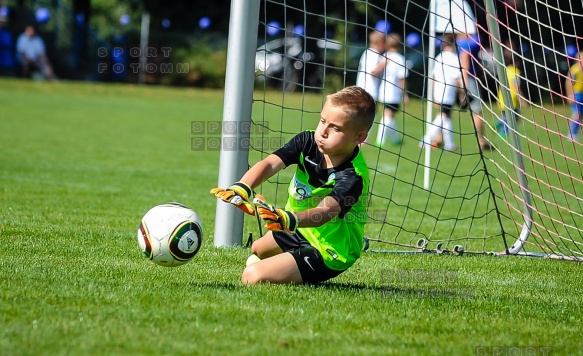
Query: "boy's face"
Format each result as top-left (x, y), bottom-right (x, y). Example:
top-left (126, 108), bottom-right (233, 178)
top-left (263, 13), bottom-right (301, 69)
top-left (375, 38), bottom-right (386, 52)
top-left (315, 101), bottom-right (367, 157)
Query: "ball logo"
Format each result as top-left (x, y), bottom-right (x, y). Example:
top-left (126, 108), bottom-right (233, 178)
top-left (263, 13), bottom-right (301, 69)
top-left (169, 222), bottom-right (201, 260)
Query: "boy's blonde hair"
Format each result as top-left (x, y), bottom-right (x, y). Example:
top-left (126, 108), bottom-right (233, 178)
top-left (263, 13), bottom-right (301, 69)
top-left (326, 86), bottom-right (376, 131)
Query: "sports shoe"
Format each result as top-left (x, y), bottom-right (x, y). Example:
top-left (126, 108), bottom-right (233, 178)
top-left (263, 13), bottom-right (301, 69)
top-left (480, 142), bottom-right (494, 150)
top-left (567, 133), bottom-right (580, 142)
top-left (443, 144), bottom-right (458, 152)
top-left (495, 121), bottom-right (508, 137)
top-left (419, 140), bottom-right (439, 150)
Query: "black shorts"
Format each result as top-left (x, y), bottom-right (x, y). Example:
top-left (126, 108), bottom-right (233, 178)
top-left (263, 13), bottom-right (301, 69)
top-left (384, 103), bottom-right (400, 112)
top-left (440, 104), bottom-right (453, 116)
top-left (272, 231), bottom-right (344, 284)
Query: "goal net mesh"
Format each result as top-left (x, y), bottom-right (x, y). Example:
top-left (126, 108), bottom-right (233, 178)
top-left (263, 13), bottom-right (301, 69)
top-left (248, 0), bottom-right (583, 259)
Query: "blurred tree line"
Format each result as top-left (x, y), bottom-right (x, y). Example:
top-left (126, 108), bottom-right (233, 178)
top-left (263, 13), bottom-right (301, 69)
top-left (2, 0), bottom-right (582, 95)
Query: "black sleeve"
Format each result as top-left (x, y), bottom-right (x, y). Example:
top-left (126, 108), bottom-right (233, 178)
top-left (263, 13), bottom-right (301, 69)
top-left (272, 131), bottom-right (312, 167)
top-left (328, 168), bottom-right (364, 218)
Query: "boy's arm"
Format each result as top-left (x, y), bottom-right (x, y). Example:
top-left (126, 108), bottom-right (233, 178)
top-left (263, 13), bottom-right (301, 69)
top-left (210, 154), bottom-right (285, 215)
top-left (456, 77), bottom-right (468, 107)
top-left (240, 154), bottom-right (285, 189)
top-left (295, 196), bottom-right (341, 227)
top-left (254, 195), bottom-right (342, 233)
top-left (370, 58), bottom-right (387, 76)
top-left (400, 78), bottom-right (409, 104)
top-left (459, 50), bottom-right (471, 85)
top-left (565, 71), bottom-right (575, 102)
top-left (515, 75), bottom-right (528, 108)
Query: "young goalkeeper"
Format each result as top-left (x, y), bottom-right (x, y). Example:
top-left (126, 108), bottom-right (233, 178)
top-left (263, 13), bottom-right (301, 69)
top-left (210, 86), bottom-right (375, 285)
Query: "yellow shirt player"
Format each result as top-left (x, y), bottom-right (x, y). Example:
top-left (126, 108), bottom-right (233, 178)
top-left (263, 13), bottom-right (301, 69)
top-left (496, 64), bottom-right (522, 135)
top-left (564, 51), bottom-right (583, 141)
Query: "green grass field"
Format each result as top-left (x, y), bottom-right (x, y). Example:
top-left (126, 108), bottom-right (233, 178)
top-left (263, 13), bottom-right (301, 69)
top-left (1, 78), bottom-right (582, 355)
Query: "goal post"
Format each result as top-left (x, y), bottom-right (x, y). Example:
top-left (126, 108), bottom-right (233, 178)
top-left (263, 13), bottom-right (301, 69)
top-left (213, 0), bottom-right (260, 247)
top-left (482, 0), bottom-right (533, 254)
top-left (217, 0), bottom-right (583, 261)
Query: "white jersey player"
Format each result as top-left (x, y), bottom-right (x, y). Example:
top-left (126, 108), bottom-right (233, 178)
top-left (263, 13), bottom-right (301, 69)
top-left (356, 31), bottom-right (386, 101)
top-left (372, 33), bottom-right (409, 146)
top-left (422, 33), bottom-right (465, 151)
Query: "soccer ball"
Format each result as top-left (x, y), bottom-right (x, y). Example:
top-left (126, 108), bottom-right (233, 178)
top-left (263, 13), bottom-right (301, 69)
top-left (137, 202), bottom-right (203, 267)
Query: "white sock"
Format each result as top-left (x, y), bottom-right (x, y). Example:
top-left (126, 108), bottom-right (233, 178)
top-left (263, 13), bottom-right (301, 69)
top-left (385, 116), bottom-right (398, 142)
top-left (442, 116), bottom-right (454, 147)
top-left (424, 114), bottom-right (443, 144)
top-left (376, 116), bottom-right (389, 145)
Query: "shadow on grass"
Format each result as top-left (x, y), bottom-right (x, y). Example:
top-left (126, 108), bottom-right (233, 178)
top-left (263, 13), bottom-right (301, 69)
top-left (320, 282), bottom-right (476, 299)
top-left (176, 280), bottom-right (475, 299)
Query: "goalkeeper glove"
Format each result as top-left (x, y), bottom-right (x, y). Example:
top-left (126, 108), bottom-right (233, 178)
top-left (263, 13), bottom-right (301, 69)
top-left (253, 194), bottom-right (298, 234)
top-left (210, 181), bottom-right (255, 215)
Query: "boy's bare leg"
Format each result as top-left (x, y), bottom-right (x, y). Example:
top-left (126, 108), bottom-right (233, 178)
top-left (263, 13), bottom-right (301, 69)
top-left (251, 231), bottom-right (283, 259)
top-left (242, 231), bottom-right (303, 284)
top-left (474, 113), bottom-right (488, 147)
top-left (242, 252), bottom-right (303, 285)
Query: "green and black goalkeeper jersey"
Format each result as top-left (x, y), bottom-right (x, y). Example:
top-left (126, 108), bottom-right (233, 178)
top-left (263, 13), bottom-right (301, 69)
top-left (272, 130), bottom-right (370, 271)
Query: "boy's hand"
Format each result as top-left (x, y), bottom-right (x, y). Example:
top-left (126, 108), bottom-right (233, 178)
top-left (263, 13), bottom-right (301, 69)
top-left (458, 92), bottom-right (469, 110)
top-left (253, 194), bottom-right (298, 234)
top-left (210, 182), bottom-right (255, 215)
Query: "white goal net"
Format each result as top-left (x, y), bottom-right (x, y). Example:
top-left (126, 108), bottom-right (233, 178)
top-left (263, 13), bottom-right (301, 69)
top-left (219, 0), bottom-right (583, 261)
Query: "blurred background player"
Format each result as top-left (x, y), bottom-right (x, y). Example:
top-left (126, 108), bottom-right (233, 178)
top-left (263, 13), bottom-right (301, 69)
top-left (457, 32), bottom-right (491, 150)
top-left (421, 33), bottom-right (465, 151)
top-left (371, 33), bottom-right (409, 146)
top-left (564, 51), bottom-right (583, 142)
top-left (356, 30), bottom-right (386, 102)
top-left (16, 25), bottom-right (57, 80)
top-left (496, 42), bottom-right (527, 136)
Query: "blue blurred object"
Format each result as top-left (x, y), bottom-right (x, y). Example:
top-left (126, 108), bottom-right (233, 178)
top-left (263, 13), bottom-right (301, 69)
top-left (35, 7), bottom-right (50, 24)
top-left (199, 17), bottom-right (211, 30)
top-left (75, 13), bottom-right (85, 24)
top-left (566, 44), bottom-right (578, 57)
top-left (406, 32), bottom-right (421, 48)
top-left (375, 19), bottom-right (391, 34)
top-left (111, 35), bottom-right (127, 80)
top-left (292, 24), bottom-right (304, 37)
top-left (266, 21), bottom-right (281, 36)
top-left (162, 18), bottom-right (171, 29)
top-left (119, 14), bottom-right (130, 26)
top-left (435, 35), bottom-right (443, 48)
top-left (457, 34), bottom-right (480, 52)
top-left (0, 5), bottom-right (9, 19)
top-left (0, 27), bottom-right (15, 69)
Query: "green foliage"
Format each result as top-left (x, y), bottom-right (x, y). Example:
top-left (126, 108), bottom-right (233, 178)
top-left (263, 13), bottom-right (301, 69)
top-left (1, 79), bottom-right (582, 355)
top-left (90, 0), bottom-right (142, 41)
top-left (163, 39), bottom-right (227, 88)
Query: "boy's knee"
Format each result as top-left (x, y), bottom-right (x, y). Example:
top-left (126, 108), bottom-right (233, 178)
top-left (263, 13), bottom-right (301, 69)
top-left (250, 241), bottom-right (259, 255)
top-left (250, 241), bottom-right (272, 259)
top-left (241, 265), bottom-right (262, 285)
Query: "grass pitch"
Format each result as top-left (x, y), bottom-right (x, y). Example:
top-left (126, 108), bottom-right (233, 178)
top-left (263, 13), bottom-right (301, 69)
top-left (1, 79), bottom-right (582, 355)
